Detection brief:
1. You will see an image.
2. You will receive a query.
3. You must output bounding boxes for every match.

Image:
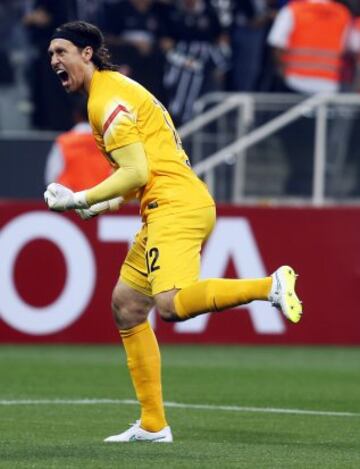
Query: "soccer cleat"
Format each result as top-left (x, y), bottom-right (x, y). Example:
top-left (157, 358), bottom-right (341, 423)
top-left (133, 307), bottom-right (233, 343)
top-left (104, 420), bottom-right (173, 443)
top-left (269, 265), bottom-right (303, 323)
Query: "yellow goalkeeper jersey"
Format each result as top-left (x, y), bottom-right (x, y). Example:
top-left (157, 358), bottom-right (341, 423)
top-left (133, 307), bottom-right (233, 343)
top-left (87, 70), bottom-right (214, 221)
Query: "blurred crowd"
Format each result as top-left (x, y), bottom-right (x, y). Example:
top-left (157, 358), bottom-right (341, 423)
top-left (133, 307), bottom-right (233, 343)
top-left (1, 0), bottom-right (360, 131)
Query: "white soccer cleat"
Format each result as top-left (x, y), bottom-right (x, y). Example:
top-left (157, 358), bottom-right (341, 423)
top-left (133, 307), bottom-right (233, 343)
top-left (269, 265), bottom-right (303, 323)
top-left (104, 420), bottom-right (173, 443)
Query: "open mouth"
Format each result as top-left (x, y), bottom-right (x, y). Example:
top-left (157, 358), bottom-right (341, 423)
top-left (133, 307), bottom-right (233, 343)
top-left (56, 69), bottom-right (69, 86)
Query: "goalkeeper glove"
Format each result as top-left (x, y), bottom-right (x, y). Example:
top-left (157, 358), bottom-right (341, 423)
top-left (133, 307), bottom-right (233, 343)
top-left (75, 197), bottom-right (124, 220)
top-left (44, 183), bottom-right (89, 212)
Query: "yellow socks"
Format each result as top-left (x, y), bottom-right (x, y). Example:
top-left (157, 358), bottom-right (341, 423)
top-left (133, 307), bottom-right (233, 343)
top-left (119, 280), bottom-right (272, 427)
top-left (119, 321), bottom-right (167, 432)
top-left (174, 277), bottom-right (272, 320)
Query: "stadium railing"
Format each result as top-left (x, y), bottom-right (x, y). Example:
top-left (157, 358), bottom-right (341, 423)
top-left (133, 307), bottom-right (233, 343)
top-left (179, 92), bottom-right (360, 205)
top-left (2, 93), bottom-right (360, 203)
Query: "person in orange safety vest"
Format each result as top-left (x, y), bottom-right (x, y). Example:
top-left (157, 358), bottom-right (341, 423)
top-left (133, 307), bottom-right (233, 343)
top-left (266, 0), bottom-right (352, 196)
top-left (45, 96), bottom-right (111, 192)
top-left (268, 0), bottom-right (351, 94)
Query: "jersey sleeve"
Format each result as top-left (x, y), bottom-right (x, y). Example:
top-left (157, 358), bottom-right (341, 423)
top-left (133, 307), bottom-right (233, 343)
top-left (100, 99), bottom-right (141, 153)
top-left (89, 95), bottom-right (141, 158)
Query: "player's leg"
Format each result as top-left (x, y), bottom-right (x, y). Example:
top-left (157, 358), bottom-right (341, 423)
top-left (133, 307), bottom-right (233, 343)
top-left (150, 207), bottom-right (302, 324)
top-left (105, 225), bottom-right (172, 443)
top-left (157, 265), bottom-right (301, 323)
top-left (111, 280), bottom-right (152, 329)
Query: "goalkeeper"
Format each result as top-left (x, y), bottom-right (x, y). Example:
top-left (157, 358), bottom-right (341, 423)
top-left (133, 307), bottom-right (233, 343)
top-left (45, 21), bottom-right (303, 444)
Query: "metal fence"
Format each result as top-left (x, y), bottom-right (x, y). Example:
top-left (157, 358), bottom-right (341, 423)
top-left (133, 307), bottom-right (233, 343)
top-left (2, 93), bottom-right (360, 203)
top-left (179, 92), bottom-right (360, 205)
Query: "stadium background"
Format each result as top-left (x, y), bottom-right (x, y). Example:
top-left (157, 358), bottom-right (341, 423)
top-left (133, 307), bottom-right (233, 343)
top-left (1, 2), bottom-right (360, 468)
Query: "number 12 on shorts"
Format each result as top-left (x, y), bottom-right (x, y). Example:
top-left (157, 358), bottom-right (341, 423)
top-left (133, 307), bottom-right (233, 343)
top-left (146, 247), bottom-right (160, 273)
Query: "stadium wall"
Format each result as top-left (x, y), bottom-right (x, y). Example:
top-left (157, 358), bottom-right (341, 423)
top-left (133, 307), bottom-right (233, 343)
top-left (0, 202), bottom-right (359, 345)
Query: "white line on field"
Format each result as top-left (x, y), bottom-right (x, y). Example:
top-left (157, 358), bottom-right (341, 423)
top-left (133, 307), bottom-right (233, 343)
top-left (0, 398), bottom-right (359, 418)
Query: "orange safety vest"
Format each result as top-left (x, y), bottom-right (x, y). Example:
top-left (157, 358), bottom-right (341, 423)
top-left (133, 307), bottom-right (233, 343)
top-left (282, 0), bottom-right (351, 83)
top-left (56, 131), bottom-right (111, 192)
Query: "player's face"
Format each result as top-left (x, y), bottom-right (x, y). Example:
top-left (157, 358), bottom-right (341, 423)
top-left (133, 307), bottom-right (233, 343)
top-left (48, 39), bottom-right (89, 93)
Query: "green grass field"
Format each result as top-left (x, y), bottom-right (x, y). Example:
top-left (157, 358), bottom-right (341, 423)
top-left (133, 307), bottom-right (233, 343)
top-left (0, 345), bottom-right (359, 468)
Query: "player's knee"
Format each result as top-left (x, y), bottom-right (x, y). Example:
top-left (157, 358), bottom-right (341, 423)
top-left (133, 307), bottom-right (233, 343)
top-left (158, 307), bottom-right (178, 322)
top-left (111, 293), bottom-right (127, 328)
top-left (111, 294), bottom-right (149, 329)
top-left (111, 293), bottom-right (129, 329)
top-left (111, 284), bottom-right (152, 329)
top-left (155, 290), bottom-right (180, 322)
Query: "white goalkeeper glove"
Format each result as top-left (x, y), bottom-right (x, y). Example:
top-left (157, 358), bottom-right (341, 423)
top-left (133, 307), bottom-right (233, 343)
top-left (75, 196), bottom-right (124, 220)
top-left (44, 183), bottom-right (89, 212)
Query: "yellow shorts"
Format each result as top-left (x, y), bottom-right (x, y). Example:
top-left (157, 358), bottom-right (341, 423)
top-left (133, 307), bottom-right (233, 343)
top-left (120, 206), bottom-right (216, 296)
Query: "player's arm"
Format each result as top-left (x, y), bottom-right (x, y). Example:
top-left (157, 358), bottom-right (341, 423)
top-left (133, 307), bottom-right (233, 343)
top-left (267, 6), bottom-right (293, 79)
top-left (75, 189), bottom-right (138, 220)
top-left (85, 142), bottom-right (148, 205)
top-left (44, 142), bottom-right (148, 212)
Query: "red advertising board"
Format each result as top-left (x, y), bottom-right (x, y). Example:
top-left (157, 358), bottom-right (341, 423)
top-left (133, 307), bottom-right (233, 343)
top-left (0, 201), bottom-right (359, 344)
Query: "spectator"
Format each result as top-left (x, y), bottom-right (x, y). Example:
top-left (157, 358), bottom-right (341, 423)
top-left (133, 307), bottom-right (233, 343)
top-left (103, 0), bottom-right (166, 100)
top-left (229, 0), bottom-right (278, 92)
top-left (268, 0), bottom-right (351, 94)
top-left (267, 0), bottom-right (352, 195)
top-left (22, 0), bottom-right (106, 130)
top-left (0, 1), bottom-right (31, 130)
top-left (45, 96), bottom-right (111, 191)
top-left (23, 1), bottom-right (72, 129)
top-left (0, 1), bottom-right (17, 86)
top-left (161, 0), bottom-right (230, 126)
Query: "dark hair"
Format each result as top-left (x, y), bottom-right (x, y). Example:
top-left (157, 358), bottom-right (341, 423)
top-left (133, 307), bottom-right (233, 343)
top-left (51, 21), bottom-right (118, 71)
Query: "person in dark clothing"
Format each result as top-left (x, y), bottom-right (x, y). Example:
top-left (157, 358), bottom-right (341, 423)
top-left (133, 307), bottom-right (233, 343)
top-left (229, 0), bottom-right (279, 92)
top-left (160, 0), bottom-right (230, 125)
top-left (103, 0), bottom-right (167, 101)
top-left (23, 1), bottom-right (72, 129)
top-left (23, 0), bottom-right (105, 130)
